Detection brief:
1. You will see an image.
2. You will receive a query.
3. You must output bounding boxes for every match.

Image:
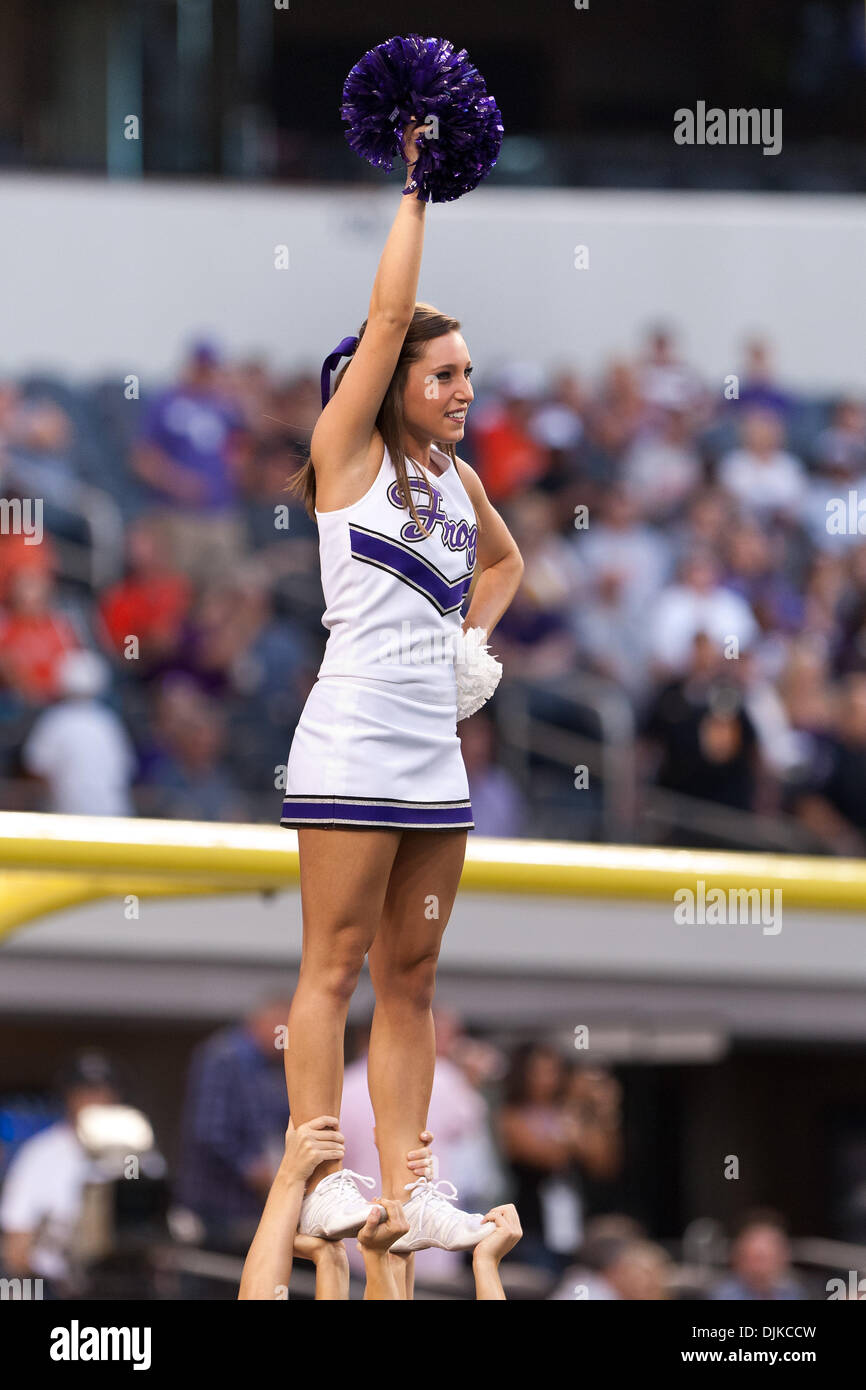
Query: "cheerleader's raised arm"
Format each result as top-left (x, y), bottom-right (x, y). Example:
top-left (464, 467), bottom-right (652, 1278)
top-left (310, 120), bottom-right (427, 500)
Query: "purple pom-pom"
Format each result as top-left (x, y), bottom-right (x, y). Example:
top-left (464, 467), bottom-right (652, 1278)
top-left (341, 34), bottom-right (504, 203)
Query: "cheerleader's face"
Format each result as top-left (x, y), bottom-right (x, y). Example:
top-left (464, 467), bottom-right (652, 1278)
top-left (403, 331), bottom-right (474, 442)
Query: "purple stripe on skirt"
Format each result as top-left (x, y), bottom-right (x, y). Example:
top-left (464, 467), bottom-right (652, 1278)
top-left (281, 796), bottom-right (473, 829)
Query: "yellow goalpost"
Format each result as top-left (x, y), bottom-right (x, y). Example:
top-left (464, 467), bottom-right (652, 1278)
top-left (1, 811), bottom-right (865, 942)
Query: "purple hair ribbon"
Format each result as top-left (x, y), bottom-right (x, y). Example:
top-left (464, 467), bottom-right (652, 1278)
top-left (320, 335), bottom-right (360, 410)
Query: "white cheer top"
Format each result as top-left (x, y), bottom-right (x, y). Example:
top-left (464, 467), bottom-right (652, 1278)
top-left (314, 442), bottom-right (477, 699)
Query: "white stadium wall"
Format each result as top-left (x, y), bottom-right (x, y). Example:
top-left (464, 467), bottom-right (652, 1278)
top-left (1, 173), bottom-right (865, 393)
top-left (2, 890), bottom-right (865, 1044)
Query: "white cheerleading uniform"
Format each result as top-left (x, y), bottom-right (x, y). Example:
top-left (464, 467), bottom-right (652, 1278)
top-left (280, 441), bottom-right (477, 830)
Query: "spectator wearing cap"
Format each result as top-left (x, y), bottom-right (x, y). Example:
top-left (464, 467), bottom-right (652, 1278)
top-left (0, 1050), bottom-right (121, 1297)
top-left (131, 339), bottom-right (250, 586)
top-left (21, 648), bottom-right (137, 816)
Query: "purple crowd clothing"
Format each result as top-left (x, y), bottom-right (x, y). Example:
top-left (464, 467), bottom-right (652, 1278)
top-left (140, 386), bottom-right (246, 510)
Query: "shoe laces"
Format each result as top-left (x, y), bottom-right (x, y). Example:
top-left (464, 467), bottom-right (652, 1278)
top-left (327, 1168), bottom-right (376, 1202)
top-left (402, 1176), bottom-right (464, 1238)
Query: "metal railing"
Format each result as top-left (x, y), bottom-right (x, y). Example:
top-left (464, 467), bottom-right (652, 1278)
top-left (6, 466), bottom-right (126, 591)
top-left (495, 673), bottom-right (638, 843)
top-left (494, 675), bottom-right (828, 854)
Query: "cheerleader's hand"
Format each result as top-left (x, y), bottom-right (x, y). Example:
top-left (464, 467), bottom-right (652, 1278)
top-left (293, 1230), bottom-right (348, 1266)
top-left (406, 1129), bottom-right (436, 1180)
top-left (357, 1198), bottom-right (410, 1254)
top-left (454, 626), bottom-right (503, 721)
top-left (472, 1204), bottom-right (523, 1264)
top-left (282, 1115), bottom-right (345, 1184)
top-left (401, 118), bottom-right (425, 168)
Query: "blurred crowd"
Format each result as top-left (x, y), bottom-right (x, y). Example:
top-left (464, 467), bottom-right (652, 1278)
top-left (2, 328), bottom-right (866, 850)
top-left (0, 1010), bottom-right (836, 1301)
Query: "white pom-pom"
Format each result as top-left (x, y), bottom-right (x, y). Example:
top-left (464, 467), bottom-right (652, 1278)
top-left (453, 626), bottom-right (503, 722)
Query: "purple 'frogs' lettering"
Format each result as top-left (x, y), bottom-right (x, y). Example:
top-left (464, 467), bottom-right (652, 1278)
top-left (387, 477), bottom-right (477, 570)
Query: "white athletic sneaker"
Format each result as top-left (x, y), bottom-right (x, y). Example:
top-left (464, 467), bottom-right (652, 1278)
top-left (388, 1177), bottom-right (496, 1254)
top-left (298, 1169), bottom-right (380, 1240)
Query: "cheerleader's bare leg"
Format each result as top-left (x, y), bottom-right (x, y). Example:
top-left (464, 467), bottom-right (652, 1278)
top-left (285, 825), bottom-right (401, 1195)
top-left (366, 827), bottom-right (466, 1200)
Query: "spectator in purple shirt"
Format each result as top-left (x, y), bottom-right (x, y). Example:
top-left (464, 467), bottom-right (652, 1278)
top-left (722, 522), bottom-right (804, 636)
top-left (734, 338), bottom-right (796, 419)
top-left (132, 338), bottom-right (250, 585)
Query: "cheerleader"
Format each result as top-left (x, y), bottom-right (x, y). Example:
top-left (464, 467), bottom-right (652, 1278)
top-left (276, 94), bottom-right (522, 1254)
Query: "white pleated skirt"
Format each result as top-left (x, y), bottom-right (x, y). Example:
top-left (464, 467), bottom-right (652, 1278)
top-left (280, 674), bottom-right (474, 831)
